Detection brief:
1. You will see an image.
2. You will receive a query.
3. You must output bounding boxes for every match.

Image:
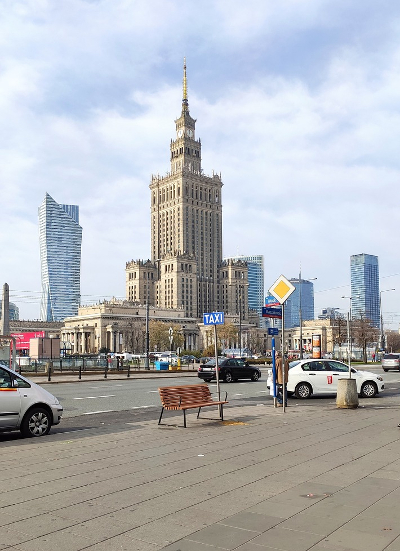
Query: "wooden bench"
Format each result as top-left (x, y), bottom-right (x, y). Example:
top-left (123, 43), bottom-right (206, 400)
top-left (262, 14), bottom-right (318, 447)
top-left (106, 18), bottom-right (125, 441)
top-left (158, 384), bottom-right (228, 428)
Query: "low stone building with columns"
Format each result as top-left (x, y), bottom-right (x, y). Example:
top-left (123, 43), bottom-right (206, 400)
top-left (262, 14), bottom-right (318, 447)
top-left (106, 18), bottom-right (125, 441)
top-left (61, 299), bottom-right (200, 355)
top-left (285, 319), bottom-right (335, 355)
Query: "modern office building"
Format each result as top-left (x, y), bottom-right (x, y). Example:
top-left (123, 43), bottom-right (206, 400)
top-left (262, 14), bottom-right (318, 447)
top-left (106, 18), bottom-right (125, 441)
top-left (39, 193), bottom-right (82, 322)
top-left (350, 253), bottom-right (379, 327)
top-left (284, 278), bottom-right (315, 329)
top-left (0, 301), bottom-right (19, 321)
top-left (125, 60), bottom-right (249, 320)
top-left (227, 255), bottom-right (264, 324)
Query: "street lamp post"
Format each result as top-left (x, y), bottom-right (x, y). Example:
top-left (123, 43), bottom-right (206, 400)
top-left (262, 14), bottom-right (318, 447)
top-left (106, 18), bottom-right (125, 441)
top-left (144, 272), bottom-right (150, 370)
top-left (342, 296), bottom-right (352, 375)
top-left (380, 289), bottom-right (396, 353)
top-left (298, 272), bottom-right (317, 360)
top-left (239, 285), bottom-right (242, 358)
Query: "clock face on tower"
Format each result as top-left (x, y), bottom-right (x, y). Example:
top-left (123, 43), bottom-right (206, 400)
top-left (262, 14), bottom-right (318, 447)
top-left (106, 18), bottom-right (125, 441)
top-left (186, 129), bottom-right (194, 138)
top-left (177, 129), bottom-right (183, 138)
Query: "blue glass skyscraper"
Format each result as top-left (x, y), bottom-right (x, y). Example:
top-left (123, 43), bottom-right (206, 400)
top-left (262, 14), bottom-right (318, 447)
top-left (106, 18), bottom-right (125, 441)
top-left (39, 193), bottom-right (82, 321)
top-left (284, 278), bottom-right (315, 328)
top-left (350, 254), bottom-right (379, 327)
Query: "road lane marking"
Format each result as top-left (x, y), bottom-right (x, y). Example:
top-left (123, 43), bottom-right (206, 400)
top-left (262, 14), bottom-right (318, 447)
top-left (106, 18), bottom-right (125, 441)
top-left (73, 395), bottom-right (116, 400)
top-left (131, 405), bottom-right (156, 409)
top-left (83, 410), bottom-right (113, 415)
top-left (149, 390), bottom-right (159, 393)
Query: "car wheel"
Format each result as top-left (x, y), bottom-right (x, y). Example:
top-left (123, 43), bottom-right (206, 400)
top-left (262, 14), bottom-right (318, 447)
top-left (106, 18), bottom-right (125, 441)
top-left (295, 382), bottom-right (312, 399)
top-left (21, 407), bottom-right (51, 437)
top-left (204, 379), bottom-right (212, 383)
top-left (360, 381), bottom-right (377, 398)
top-left (224, 371), bottom-right (233, 383)
top-left (383, 369), bottom-right (388, 372)
top-left (251, 371), bottom-right (260, 381)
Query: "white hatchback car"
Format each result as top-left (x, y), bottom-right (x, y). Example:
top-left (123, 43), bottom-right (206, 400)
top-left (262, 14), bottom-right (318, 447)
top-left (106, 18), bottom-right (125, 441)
top-left (267, 359), bottom-right (384, 399)
top-left (0, 363), bottom-right (63, 437)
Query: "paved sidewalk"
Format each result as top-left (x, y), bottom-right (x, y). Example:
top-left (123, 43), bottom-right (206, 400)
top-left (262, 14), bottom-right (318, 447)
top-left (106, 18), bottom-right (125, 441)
top-left (1, 400), bottom-right (400, 550)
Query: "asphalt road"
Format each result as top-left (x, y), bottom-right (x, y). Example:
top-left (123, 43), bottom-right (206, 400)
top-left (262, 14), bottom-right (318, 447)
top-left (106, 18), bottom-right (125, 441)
top-left (44, 375), bottom-right (271, 418)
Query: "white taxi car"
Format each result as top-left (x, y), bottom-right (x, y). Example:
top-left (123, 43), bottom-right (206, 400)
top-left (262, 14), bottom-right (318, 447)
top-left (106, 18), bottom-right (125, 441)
top-left (267, 359), bottom-right (384, 399)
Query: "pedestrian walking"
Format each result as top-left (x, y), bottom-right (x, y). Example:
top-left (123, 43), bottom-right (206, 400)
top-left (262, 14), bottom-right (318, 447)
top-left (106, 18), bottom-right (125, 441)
top-left (275, 351), bottom-right (289, 407)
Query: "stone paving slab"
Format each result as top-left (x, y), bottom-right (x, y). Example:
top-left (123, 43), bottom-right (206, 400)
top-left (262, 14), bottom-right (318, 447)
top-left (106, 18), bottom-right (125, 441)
top-left (2, 402), bottom-right (400, 550)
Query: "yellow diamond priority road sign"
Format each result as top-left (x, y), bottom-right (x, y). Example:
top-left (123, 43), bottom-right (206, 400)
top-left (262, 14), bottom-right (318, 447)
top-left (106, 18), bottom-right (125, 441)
top-left (269, 275), bottom-right (295, 305)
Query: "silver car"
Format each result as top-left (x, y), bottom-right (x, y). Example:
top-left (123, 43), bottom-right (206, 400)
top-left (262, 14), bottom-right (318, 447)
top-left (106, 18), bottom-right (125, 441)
top-left (382, 353), bottom-right (400, 372)
top-left (0, 363), bottom-right (63, 437)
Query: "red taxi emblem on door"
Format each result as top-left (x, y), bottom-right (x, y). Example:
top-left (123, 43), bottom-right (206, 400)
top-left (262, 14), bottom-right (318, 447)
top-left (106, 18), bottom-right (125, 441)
top-left (327, 376), bottom-right (333, 384)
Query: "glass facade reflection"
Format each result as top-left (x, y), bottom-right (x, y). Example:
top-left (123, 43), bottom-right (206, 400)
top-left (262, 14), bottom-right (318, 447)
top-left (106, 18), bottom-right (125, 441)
top-left (284, 279), bottom-right (315, 329)
top-left (350, 253), bottom-right (379, 327)
top-left (39, 193), bottom-right (82, 321)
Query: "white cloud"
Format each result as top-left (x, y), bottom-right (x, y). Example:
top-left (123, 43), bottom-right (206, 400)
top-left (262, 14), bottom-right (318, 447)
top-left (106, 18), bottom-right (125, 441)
top-left (1, 0), bottom-right (400, 327)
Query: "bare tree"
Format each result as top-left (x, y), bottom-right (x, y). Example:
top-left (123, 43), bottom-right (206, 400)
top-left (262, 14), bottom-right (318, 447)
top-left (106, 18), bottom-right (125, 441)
top-left (351, 315), bottom-right (379, 363)
top-left (385, 330), bottom-right (400, 353)
top-left (246, 327), bottom-right (264, 355)
top-left (216, 322), bottom-right (238, 351)
top-left (149, 321), bottom-right (184, 352)
top-left (331, 313), bottom-right (348, 352)
top-left (123, 319), bottom-right (144, 353)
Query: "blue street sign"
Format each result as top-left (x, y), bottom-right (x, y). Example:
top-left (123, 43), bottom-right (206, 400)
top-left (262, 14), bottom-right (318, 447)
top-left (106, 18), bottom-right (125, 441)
top-left (268, 327), bottom-right (279, 335)
top-left (203, 312), bottom-right (225, 325)
top-left (262, 306), bottom-right (282, 319)
top-left (265, 294), bottom-right (280, 307)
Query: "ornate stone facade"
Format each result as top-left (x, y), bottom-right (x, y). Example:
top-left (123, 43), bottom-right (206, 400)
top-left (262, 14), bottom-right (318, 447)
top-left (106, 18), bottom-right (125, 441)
top-left (125, 60), bottom-right (249, 320)
top-left (61, 299), bottom-right (199, 354)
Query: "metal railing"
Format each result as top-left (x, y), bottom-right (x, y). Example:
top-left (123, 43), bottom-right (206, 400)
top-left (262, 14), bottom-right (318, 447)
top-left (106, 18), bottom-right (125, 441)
top-left (14, 356), bottom-right (200, 380)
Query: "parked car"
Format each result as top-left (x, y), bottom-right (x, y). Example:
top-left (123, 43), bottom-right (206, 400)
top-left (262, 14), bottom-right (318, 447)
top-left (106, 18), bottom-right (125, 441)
top-left (266, 359), bottom-right (384, 399)
top-left (0, 363), bottom-right (63, 437)
top-left (181, 355), bottom-right (197, 363)
top-left (198, 357), bottom-right (261, 383)
top-left (381, 353), bottom-right (400, 372)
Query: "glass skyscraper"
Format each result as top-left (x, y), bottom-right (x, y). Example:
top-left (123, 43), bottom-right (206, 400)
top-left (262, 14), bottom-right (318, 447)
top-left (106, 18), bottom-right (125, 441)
top-left (284, 278), bottom-right (315, 328)
top-left (39, 193), bottom-right (82, 321)
top-left (350, 253), bottom-right (379, 327)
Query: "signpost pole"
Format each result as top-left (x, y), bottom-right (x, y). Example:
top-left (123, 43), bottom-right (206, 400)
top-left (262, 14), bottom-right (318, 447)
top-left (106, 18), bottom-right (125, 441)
top-left (272, 337), bottom-right (277, 408)
top-left (281, 302), bottom-right (286, 413)
top-left (213, 324), bottom-right (221, 407)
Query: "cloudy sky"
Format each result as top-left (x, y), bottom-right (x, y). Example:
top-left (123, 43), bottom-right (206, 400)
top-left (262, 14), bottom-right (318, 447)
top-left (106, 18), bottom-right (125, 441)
top-left (1, 0), bottom-right (400, 328)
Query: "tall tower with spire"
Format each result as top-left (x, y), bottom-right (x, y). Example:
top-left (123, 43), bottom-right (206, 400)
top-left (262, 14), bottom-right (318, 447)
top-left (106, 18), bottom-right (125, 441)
top-left (126, 60), bottom-right (248, 320)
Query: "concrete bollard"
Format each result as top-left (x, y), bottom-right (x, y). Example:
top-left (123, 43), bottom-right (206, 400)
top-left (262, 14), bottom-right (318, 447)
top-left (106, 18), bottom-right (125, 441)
top-left (336, 378), bottom-right (359, 409)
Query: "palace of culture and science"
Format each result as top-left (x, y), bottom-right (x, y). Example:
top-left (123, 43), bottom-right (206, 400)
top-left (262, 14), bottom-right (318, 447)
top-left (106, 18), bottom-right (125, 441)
top-left (125, 61), bottom-right (249, 321)
top-left (62, 62), bottom-right (260, 354)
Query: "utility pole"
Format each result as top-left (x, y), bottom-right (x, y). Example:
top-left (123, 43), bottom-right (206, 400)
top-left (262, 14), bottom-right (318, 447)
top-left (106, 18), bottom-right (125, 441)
top-left (1, 283), bottom-right (10, 336)
top-left (145, 272), bottom-right (150, 370)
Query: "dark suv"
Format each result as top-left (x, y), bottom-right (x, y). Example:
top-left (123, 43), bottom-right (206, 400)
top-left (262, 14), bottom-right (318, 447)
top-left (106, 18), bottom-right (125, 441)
top-left (198, 358), bottom-right (261, 383)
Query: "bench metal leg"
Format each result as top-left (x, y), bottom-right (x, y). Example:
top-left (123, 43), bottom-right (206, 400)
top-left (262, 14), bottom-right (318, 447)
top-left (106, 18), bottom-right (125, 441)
top-left (197, 407), bottom-right (202, 419)
top-left (183, 409), bottom-right (186, 428)
top-left (220, 404), bottom-right (224, 421)
top-left (158, 407), bottom-right (164, 425)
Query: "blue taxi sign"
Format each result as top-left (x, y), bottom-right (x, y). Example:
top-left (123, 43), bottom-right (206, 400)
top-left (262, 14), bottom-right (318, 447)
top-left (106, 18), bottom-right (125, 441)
top-left (203, 312), bottom-right (225, 325)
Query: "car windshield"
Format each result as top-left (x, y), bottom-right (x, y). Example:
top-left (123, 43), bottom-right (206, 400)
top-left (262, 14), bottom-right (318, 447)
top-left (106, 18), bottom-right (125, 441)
top-left (384, 354), bottom-right (399, 359)
top-left (204, 357), bottom-right (225, 366)
top-left (289, 360), bottom-right (301, 369)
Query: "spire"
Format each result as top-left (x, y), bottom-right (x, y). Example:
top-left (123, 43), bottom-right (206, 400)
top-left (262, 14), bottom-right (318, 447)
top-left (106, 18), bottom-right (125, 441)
top-left (182, 57), bottom-right (189, 113)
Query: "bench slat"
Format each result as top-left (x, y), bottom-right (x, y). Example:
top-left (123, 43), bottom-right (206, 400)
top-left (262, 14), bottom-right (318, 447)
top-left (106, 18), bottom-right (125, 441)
top-left (158, 384), bottom-right (228, 427)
